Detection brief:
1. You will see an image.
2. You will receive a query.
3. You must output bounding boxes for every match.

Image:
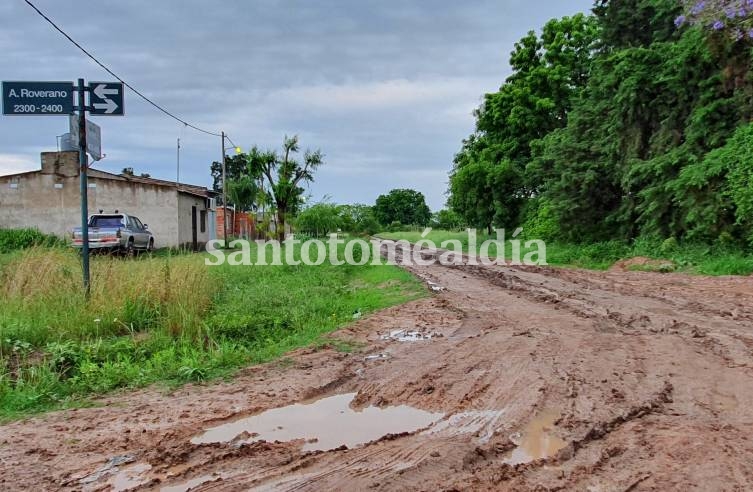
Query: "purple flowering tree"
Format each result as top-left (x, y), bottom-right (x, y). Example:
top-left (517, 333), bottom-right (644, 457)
top-left (677, 0), bottom-right (753, 39)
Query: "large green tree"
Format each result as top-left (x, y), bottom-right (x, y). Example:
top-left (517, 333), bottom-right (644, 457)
top-left (374, 189), bottom-right (431, 227)
top-left (210, 154), bottom-right (248, 201)
top-left (534, 0), bottom-right (753, 242)
top-left (295, 202), bottom-right (342, 237)
top-left (452, 0), bottom-right (753, 246)
top-left (449, 13), bottom-right (599, 231)
top-left (244, 136), bottom-right (324, 241)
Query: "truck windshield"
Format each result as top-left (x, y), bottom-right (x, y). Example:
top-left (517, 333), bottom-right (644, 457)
top-left (89, 216), bottom-right (123, 228)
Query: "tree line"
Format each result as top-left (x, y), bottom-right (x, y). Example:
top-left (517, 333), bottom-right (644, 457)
top-left (210, 136), bottom-right (438, 238)
top-left (448, 0), bottom-right (753, 247)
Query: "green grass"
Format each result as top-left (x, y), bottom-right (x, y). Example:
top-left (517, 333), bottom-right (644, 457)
top-left (378, 230), bottom-right (753, 276)
top-left (0, 228), bottom-right (63, 254)
top-left (0, 243), bottom-right (424, 420)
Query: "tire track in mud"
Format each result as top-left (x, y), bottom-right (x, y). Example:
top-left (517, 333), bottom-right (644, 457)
top-left (2, 240), bottom-right (753, 491)
top-left (448, 260), bottom-right (753, 372)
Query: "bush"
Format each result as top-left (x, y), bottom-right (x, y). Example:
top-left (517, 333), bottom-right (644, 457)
top-left (295, 203), bottom-right (342, 237)
top-left (0, 228), bottom-right (62, 253)
top-left (660, 237), bottom-right (679, 254)
top-left (431, 209), bottom-right (464, 231)
top-left (336, 204), bottom-right (381, 236)
top-left (520, 199), bottom-right (559, 241)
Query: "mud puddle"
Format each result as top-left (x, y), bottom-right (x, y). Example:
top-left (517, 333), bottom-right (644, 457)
top-left (504, 409), bottom-right (566, 465)
top-left (106, 462), bottom-right (151, 491)
top-left (191, 393), bottom-right (443, 452)
top-left (381, 329), bottom-right (435, 342)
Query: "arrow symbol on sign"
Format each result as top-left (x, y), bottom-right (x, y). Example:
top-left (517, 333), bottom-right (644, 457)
top-left (93, 98), bottom-right (118, 114)
top-left (93, 84), bottom-right (118, 99)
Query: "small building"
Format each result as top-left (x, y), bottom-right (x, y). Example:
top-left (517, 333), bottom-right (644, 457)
top-left (216, 207), bottom-right (257, 240)
top-left (0, 151), bottom-right (216, 249)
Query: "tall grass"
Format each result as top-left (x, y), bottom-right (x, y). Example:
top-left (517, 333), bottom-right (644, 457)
top-left (0, 243), bottom-right (424, 419)
top-left (1, 247), bottom-right (215, 346)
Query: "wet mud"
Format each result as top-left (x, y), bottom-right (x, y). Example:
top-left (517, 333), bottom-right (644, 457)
top-left (2, 239), bottom-right (753, 491)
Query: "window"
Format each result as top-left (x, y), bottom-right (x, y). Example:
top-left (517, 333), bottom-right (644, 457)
top-left (133, 217), bottom-right (145, 231)
top-left (90, 215), bottom-right (124, 228)
top-left (200, 210), bottom-right (207, 233)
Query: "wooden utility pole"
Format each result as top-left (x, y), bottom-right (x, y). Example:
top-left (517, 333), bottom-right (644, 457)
top-left (221, 131), bottom-right (228, 247)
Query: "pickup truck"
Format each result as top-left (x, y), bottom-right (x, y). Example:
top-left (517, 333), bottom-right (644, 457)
top-left (72, 212), bottom-right (154, 254)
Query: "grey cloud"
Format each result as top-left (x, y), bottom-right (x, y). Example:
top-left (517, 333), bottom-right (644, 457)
top-left (0, 0), bottom-right (593, 210)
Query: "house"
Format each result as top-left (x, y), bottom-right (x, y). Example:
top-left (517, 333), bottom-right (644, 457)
top-left (0, 151), bottom-right (216, 249)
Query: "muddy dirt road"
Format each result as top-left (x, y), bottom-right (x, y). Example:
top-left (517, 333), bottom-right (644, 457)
top-left (2, 240), bottom-right (753, 491)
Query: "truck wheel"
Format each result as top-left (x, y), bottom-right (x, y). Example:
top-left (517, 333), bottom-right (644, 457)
top-left (147, 238), bottom-right (154, 253)
top-left (124, 239), bottom-right (135, 257)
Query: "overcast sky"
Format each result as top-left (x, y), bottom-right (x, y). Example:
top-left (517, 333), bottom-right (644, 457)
top-left (0, 0), bottom-right (592, 210)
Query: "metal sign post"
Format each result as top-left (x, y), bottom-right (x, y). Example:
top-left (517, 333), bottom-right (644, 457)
top-left (2, 78), bottom-right (124, 294)
top-left (76, 78), bottom-right (90, 296)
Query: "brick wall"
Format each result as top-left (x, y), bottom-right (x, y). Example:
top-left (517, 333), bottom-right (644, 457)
top-left (216, 208), bottom-right (255, 239)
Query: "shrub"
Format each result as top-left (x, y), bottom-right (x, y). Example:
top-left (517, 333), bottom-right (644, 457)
top-left (0, 228), bottom-right (62, 253)
top-left (521, 199), bottom-right (559, 241)
top-left (660, 237), bottom-right (679, 254)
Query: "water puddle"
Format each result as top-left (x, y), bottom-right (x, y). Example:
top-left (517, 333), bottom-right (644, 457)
top-left (108, 463), bottom-right (152, 491)
top-left (161, 474), bottom-right (224, 492)
top-left (504, 409), bottom-right (566, 465)
top-left (191, 393), bottom-right (443, 452)
top-left (381, 329), bottom-right (434, 342)
top-left (78, 454), bottom-right (137, 488)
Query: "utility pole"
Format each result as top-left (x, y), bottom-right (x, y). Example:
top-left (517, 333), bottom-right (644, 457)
top-left (221, 131), bottom-right (228, 247)
top-left (176, 137), bottom-right (180, 185)
top-left (77, 78), bottom-right (90, 296)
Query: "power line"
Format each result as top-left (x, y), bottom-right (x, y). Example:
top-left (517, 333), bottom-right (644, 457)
top-left (23, 0), bottom-right (222, 137)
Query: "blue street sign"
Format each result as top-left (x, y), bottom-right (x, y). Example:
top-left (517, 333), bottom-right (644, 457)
top-left (2, 81), bottom-right (74, 115)
top-left (88, 81), bottom-right (124, 116)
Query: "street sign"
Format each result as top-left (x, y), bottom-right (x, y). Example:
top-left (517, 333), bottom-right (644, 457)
top-left (1, 81), bottom-right (74, 115)
top-left (88, 81), bottom-right (124, 115)
top-left (69, 115), bottom-right (103, 161)
top-left (2, 77), bottom-right (128, 293)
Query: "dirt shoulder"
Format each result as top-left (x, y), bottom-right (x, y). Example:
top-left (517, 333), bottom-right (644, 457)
top-left (2, 240), bottom-right (753, 491)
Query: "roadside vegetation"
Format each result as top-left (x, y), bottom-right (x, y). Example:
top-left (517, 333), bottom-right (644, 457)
top-left (378, 229), bottom-right (753, 275)
top-left (0, 228), bottom-right (62, 254)
top-left (0, 242), bottom-right (424, 420)
top-left (441, 1), bottom-right (753, 269)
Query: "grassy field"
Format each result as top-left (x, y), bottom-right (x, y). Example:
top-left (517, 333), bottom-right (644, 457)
top-left (0, 243), bottom-right (424, 420)
top-left (378, 230), bottom-right (753, 276)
